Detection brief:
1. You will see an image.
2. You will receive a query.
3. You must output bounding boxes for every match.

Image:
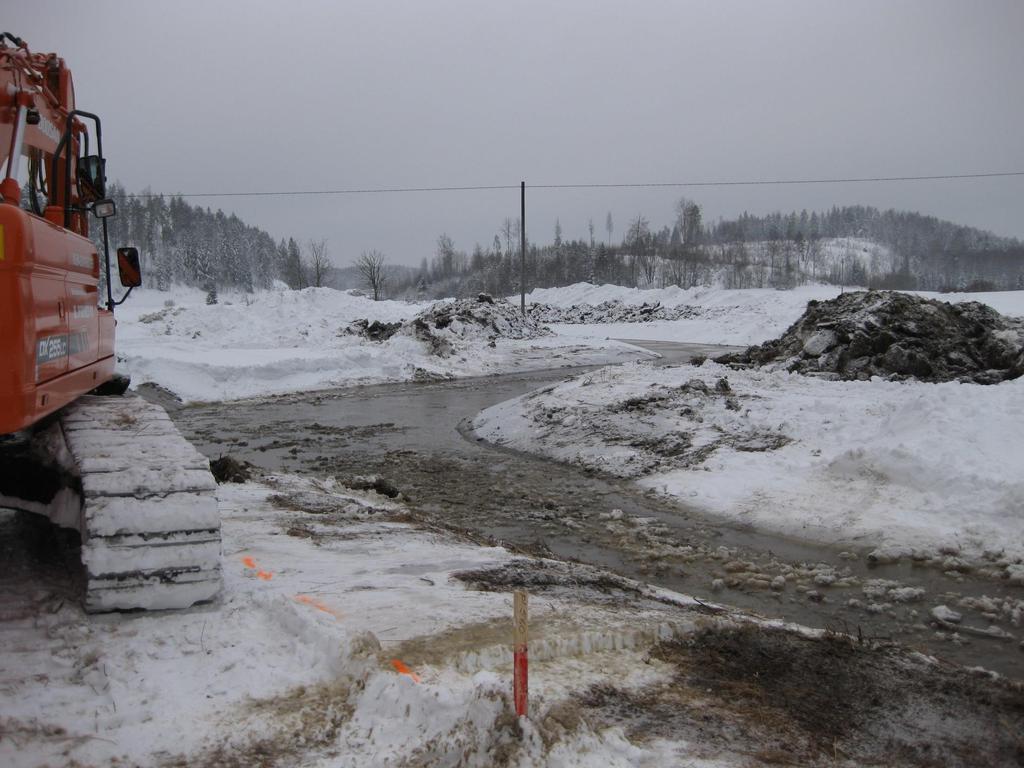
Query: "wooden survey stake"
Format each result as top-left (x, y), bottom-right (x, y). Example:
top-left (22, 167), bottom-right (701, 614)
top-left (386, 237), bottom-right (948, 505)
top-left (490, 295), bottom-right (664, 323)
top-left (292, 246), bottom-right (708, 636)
top-left (513, 589), bottom-right (528, 717)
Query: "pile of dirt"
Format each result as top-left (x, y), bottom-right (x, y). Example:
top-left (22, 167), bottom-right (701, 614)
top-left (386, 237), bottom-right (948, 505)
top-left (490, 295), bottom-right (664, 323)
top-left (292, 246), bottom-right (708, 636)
top-left (404, 294), bottom-right (551, 356)
top-left (454, 558), bottom-right (646, 599)
top-left (340, 474), bottom-right (402, 499)
top-left (717, 291), bottom-right (1024, 383)
top-left (340, 296), bottom-right (550, 356)
top-left (340, 318), bottom-right (403, 341)
top-left (209, 455), bottom-right (252, 484)
top-left (529, 300), bottom-right (697, 324)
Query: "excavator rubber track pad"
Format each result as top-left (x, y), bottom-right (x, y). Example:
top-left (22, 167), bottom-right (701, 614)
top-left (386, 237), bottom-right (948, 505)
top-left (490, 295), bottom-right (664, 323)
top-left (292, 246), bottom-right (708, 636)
top-left (61, 395), bottom-right (222, 612)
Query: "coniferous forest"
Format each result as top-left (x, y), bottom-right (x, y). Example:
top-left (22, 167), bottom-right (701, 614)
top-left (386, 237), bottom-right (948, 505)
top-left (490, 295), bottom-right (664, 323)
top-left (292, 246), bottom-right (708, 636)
top-left (92, 184), bottom-right (1024, 300)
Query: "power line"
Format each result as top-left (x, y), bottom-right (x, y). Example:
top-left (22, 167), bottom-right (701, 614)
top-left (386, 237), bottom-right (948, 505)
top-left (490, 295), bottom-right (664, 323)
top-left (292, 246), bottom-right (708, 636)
top-left (135, 170), bottom-right (1024, 199)
top-left (137, 183), bottom-right (519, 198)
top-left (532, 171), bottom-right (1024, 190)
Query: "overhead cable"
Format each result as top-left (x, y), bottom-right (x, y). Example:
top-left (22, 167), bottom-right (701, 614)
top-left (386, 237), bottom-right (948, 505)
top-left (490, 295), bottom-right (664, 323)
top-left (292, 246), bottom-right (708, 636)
top-left (134, 171), bottom-right (1024, 199)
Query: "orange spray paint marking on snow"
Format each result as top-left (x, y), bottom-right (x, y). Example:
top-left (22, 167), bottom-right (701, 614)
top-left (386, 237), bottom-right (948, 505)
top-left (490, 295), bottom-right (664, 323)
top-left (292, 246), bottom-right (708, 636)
top-left (256, 570), bottom-right (273, 581)
top-left (294, 594), bottom-right (342, 619)
top-left (241, 556), bottom-right (257, 569)
top-left (390, 659), bottom-right (420, 683)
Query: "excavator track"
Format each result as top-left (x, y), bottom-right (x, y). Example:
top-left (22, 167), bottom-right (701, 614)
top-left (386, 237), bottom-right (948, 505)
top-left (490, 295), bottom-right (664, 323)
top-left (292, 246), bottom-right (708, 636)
top-left (61, 394), bottom-right (222, 612)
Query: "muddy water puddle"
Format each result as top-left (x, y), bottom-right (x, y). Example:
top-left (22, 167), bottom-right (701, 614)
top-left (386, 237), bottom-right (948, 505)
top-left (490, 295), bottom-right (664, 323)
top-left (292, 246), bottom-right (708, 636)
top-left (155, 343), bottom-right (1023, 679)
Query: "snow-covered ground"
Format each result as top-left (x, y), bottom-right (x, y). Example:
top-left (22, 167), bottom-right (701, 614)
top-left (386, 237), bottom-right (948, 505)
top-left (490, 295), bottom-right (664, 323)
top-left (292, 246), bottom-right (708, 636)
top-left (116, 282), bottom-right (1024, 568)
top-left (6, 282), bottom-right (1024, 764)
top-left (0, 475), bottom-right (788, 767)
top-left (473, 357), bottom-right (1024, 572)
top-left (116, 287), bottom-right (650, 402)
top-left (525, 282), bottom-right (1024, 346)
top-left (117, 283), bottom-right (1024, 403)
top-left (474, 282), bottom-right (1024, 572)
top-left (529, 284), bottom-right (846, 345)
top-left (5, 474), bottom-right (1018, 767)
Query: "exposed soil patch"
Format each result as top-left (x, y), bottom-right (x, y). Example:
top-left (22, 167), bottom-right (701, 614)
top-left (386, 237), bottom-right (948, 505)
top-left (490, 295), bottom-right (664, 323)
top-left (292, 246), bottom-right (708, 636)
top-left (209, 455), bottom-right (253, 484)
top-left (718, 290), bottom-right (1024, 383)
top-left (521, 373), bottom-right (783, 479)
top-left (454, 558), bottom-right (647, 602)
top-left (341, 318), bottom-right (403, 341)
top-left (580, 624), bottom-right (1024, 767)
top-left (340, 474), bottom-right (402, 499)
top-left (267, 489), bottom-right (393, 521)
top-left (388, 616), bottom-right (524, 670)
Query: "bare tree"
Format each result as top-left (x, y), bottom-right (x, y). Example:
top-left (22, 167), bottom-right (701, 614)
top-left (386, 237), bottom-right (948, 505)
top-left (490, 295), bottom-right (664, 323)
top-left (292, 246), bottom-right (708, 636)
top-left (307, 239), bottom-right (330, 288)
top-left (674, 198), bottom-right (703, 249)
top-left (500, 217), bottom-right (519, 259)
top-left (355, 249), bottom-right (387, 300)
top-left (625, 215), bottom-right (653, 286)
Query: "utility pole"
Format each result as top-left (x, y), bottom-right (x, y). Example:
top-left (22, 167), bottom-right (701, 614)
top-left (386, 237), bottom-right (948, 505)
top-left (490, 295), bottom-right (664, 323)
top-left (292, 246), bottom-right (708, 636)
top-left (520, 181), bottom-right (527, 316)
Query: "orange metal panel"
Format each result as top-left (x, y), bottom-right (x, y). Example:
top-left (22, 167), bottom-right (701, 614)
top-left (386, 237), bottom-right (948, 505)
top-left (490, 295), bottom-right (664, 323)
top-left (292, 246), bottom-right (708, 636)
top-left (66, 244), bottom-right (101, 371)
top-left (0, 205), bottom-right (113, 435)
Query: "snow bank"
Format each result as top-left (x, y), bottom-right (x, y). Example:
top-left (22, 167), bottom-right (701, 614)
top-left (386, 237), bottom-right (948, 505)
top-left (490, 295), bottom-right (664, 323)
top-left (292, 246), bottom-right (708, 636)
top-left (116, 283), bottom-right (1024, 401)
top-left (473, 360), bottom-right (1024, 567)
top-left (528, 284), bottom-right (848, 346)
top-left (116, 287), bottom-right (644, 402)
top-left (522, 283), bottom-right (1024, 348)
top-left (523, 282), bottom-right (843, 312)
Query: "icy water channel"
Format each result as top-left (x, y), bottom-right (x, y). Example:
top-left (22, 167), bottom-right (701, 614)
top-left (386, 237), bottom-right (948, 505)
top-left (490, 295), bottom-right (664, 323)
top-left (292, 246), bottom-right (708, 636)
top-left (162, 342), bottom-right (1023, 679)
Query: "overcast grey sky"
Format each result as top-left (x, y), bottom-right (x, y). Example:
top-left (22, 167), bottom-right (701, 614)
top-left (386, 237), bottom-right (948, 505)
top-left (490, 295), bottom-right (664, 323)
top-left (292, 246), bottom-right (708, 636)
top-left (9, 0), bottom-right (1024, 265)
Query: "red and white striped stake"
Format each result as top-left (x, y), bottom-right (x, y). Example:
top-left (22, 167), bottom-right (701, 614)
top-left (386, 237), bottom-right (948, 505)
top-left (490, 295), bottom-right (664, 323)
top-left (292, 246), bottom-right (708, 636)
top-left (513, 589), bottom-right (528, 717)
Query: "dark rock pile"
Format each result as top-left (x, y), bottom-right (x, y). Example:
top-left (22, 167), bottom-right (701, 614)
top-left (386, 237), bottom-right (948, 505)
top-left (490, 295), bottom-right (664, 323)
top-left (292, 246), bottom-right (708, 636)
top-left (529, 300), bottom-right (698, 324)
top-left (341, 318), bottom-right (403, 341)
top-left (717, 291), bottom-right (1024, 384)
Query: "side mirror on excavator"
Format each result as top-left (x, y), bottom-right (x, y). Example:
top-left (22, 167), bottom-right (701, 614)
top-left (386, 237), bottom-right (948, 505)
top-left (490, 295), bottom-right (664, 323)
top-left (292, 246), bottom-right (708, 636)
top-left (117, 247), bottom-right (142, 288)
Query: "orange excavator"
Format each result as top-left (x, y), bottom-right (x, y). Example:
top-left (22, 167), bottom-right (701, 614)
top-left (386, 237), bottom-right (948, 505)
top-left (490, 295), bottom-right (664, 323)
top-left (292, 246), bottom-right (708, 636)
top-left (0, 33), bottom-right (221, 612)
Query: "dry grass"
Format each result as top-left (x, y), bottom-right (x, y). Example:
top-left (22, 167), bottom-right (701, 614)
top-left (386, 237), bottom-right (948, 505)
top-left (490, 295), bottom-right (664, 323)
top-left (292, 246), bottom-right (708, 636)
top-left (162, 679), bottom-right (357, 768)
